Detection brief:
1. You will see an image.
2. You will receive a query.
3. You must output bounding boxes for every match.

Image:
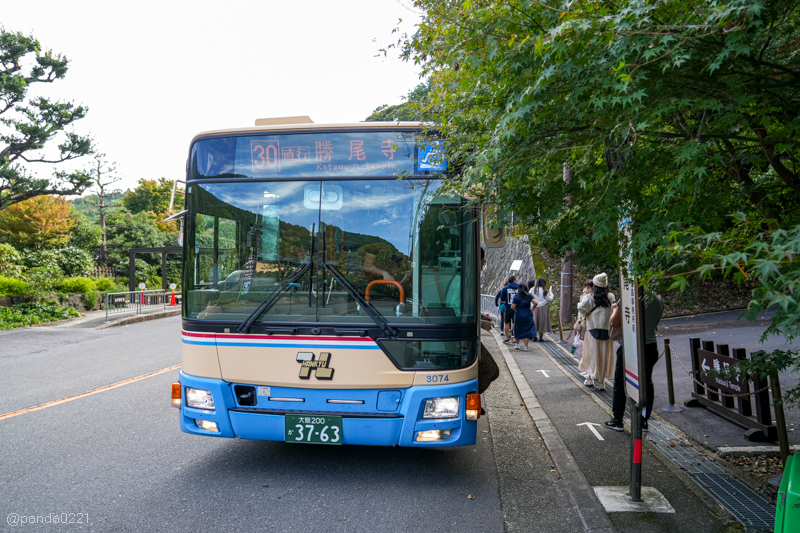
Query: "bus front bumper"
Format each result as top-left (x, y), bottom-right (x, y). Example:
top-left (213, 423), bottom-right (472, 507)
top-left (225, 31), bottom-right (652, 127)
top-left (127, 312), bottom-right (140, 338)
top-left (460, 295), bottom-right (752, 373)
top-left (176, 372), bottom-right (478, 447)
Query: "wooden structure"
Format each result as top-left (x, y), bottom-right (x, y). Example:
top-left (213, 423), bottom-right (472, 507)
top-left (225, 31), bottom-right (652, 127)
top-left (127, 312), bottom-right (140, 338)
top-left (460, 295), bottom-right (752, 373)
top-left (685, 337), bottom-right (778, 441)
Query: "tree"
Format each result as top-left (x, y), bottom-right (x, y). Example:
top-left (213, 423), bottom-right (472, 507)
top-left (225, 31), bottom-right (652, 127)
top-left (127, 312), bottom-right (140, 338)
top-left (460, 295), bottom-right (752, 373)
top-left (0, 195), bottom-right (74, 250)
top-left (84, 153), bottom-right (121, 265)
top-left (365, 83), bottom-right (431, 122)
top-left (0, 27), bottom-right (94, 210)
top-left (400, 0), bottom-right (800, 264)
top-left (401, 0), bottom-right (800, 402)
top-left (122, 177), bottom-right (183, 215)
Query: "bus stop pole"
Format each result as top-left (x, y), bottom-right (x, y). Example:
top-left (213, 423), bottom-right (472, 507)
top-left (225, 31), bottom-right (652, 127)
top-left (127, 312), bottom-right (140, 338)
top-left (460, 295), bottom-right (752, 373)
top-left (629, 283), bottom-right (647, 502)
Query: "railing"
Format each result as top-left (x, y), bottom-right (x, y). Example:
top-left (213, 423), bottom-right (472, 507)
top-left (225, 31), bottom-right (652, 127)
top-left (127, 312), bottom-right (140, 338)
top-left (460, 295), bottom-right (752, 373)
top-left (481, 293), bottom-right (499, 320)
top-left (105, 290), bottom-right (180, 322)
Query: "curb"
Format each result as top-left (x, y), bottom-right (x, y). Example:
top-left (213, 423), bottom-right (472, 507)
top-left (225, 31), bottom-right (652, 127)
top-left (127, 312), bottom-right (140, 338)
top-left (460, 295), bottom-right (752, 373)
top-left (96, 309), bottom-right (181, 329)
top-left (490, 329), bottom-right (617, 533)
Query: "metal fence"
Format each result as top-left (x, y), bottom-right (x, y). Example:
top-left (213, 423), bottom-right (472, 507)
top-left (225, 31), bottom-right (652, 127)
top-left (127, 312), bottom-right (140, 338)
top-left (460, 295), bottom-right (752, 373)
top-left (105, 290), bottom-right (179, 322)
top-left (481, 293), bottom-right (499, 320)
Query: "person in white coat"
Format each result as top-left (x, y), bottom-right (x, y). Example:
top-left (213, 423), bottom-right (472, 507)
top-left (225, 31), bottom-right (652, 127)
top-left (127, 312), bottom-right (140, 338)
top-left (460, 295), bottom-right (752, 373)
top-left (529, 278), bottom-right (554, 337)
top-left (577, 273), bottom-right (616, 390)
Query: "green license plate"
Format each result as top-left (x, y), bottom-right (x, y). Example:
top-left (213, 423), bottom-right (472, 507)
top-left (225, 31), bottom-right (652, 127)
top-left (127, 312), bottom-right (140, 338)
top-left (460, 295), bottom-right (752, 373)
top-left (285, 415), bottom-right (343, 445)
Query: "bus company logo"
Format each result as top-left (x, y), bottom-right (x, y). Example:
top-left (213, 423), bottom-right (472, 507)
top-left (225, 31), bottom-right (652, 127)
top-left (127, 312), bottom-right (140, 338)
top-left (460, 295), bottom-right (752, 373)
top-left (296, 352), bottom-right (334, 380)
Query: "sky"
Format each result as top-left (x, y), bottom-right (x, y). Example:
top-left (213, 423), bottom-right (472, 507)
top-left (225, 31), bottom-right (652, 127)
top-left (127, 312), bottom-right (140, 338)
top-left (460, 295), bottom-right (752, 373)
top-left (2, 0), bottom-right (425, 195)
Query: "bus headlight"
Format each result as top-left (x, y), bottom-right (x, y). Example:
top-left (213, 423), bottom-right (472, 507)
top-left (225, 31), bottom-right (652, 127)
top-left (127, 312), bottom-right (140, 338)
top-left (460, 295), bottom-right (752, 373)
top-left (423, 397), bottom-right (459, 419)
top-left (185, 387), bottom-right (215, 410)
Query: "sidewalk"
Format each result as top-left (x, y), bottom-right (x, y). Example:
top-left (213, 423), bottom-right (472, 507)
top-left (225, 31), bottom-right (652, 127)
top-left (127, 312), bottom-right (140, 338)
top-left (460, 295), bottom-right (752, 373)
top-left (485, 330), bottom-right (756, 532)
top-left (31, 306), bottom-right (180, 330)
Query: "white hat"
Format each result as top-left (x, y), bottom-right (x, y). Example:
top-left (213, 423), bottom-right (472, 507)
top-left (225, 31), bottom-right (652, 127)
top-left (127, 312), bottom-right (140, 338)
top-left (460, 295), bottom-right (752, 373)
top-left (593, 273), bottom-right (608, 288)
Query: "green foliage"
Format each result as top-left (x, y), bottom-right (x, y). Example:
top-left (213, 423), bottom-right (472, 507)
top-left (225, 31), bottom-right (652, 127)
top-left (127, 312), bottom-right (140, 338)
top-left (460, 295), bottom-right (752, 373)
top-left (23, 246), bottom-right (93, 277)
top-left (365, 83), bottom-right (431, 122)
top-left (94, 277), bottom-right (116, 291)
top-left (105, 210), bottom-right (174, 268)
top-left (122, 177), bottom-right (183, 215)
top-left (0, 275), bottom-right (26, 296)
top-left (0, 301), bottom-right (81, 330)
top-left (68, 209), bottom-right (102, 250)
top-left (400, 0), bottom-right (800, 273)
top-left (0, 243), bottom-right (25, 278)
top-left (23, 266), bottom-right (63, 297)
top-left (58, 277), bottom-right (96, 294)
top-left (82, 290), bottom-right (97, 309)
top-left (71, 192), bottom-right (123, 222)
top-left (650, 214), bottom-right (800, 405)
top-left (0, 27), bottom-right (94, 210)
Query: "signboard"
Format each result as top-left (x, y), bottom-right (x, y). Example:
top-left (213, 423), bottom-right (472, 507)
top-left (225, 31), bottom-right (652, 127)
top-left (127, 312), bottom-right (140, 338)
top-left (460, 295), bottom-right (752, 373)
top-left (418, 141), bottom-right (447, 172)
top-left (191, 132), bottom-right (423, 179)
top-left (618, 215), bottom-right (643, 403)
top-left (697, 349), bottom-right (749, 395)
top-left (110, 295), bottom-right (127, 305)
top-left (169, 283), bottom-right (177, 290)
top-left (510, 260), bottom-right (523, 271)
top-left (138, 283), bottom-right (146, 290)
top-left (620, 272), bottom-right (642, 402)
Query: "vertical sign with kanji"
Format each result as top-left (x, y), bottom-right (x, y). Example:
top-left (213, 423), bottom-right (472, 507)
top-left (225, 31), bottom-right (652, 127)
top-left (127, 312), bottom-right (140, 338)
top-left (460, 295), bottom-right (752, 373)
top-left (619, 216), bottom-right (642, 403)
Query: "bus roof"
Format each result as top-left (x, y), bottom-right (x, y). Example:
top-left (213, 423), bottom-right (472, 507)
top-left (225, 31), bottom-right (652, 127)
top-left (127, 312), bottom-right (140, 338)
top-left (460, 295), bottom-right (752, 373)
top-left (191, 121), bottom-right (433, 144)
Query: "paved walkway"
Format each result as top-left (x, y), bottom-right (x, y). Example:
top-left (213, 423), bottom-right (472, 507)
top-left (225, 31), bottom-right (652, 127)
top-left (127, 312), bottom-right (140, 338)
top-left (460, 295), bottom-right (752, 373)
top-left (487, 331), bottom-right (741, 532)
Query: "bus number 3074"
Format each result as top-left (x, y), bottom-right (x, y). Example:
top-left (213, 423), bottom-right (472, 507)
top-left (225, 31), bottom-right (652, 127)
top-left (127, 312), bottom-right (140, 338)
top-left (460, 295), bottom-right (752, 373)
top-left (292, 424), bottom-right (341, 443)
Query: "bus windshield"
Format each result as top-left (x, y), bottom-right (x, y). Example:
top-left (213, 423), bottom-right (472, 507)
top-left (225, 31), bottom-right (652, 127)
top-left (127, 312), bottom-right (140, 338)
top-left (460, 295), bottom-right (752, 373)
top-left (184, 179), bottom-right (477, 326)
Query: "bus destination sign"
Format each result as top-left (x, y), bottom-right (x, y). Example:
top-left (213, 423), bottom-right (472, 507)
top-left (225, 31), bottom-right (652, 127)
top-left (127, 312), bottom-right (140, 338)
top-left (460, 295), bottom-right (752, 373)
top-left (191, 132), bottom-right (446, 179)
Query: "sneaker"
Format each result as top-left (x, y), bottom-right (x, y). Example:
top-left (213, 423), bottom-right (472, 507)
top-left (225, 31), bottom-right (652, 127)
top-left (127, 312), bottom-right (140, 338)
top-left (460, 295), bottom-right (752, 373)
top-left (580, 372), bottom-right (589, 377)
top-left (523, 346), bottom-right (528, 351)
top-left (598, 382), bottom-right (606, 391)
top-left (584, 378), bottom-right (594, 387)
top-left (502, 339), bottom-right (511, 345)
top-left (604, 419), bottom-right (624, 431)
top-left (642, 420), bottom-right (649, 432)
top-left (515, 344), bottom-right (520, 350)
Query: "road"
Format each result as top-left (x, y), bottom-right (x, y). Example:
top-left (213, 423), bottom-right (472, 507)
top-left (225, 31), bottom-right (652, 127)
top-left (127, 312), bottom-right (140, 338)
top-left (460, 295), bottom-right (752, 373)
top-left (0, 318), bottom-right (577, 532)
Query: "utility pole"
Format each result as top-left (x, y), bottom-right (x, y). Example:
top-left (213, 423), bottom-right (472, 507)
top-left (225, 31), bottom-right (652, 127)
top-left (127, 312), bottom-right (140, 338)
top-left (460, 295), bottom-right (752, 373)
top-left (560, 162), bottom-right (574, 329)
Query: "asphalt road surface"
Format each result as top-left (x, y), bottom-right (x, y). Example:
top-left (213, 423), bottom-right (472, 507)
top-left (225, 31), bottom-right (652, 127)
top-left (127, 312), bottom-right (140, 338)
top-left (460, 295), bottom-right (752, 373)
top-left (0, 318), bottom-right (574, 532)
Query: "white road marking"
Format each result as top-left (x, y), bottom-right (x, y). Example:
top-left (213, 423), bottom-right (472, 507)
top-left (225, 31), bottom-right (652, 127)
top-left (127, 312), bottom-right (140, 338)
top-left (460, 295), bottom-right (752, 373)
top-left (537, 370), bottom-right (550, 378)
top-left (577, 422), bottom-right (605, 441)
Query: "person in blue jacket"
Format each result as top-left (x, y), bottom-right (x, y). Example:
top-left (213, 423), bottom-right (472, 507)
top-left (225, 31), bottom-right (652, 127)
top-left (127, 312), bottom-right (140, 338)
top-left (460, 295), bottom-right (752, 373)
top-left (495, 275), bottom-right (519, 345)
top-left (511, 282), bottom-right (538, 350)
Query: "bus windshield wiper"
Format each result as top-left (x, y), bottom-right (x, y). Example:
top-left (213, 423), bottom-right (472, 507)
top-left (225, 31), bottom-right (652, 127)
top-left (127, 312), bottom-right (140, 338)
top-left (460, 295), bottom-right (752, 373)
top-left (322, 262), bottom-right (397, 338)
top-left (236, 262), bottom-right (311, 334)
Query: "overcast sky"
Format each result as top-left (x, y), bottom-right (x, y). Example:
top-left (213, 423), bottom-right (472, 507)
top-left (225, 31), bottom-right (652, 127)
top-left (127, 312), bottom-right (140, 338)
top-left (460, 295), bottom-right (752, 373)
top-left (3, 0), bottom-right (425, 194)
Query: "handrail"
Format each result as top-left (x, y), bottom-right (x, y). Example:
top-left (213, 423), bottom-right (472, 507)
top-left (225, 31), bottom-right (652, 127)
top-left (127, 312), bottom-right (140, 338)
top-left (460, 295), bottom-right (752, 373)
top-left (365, 280), bottom-right (405, 303)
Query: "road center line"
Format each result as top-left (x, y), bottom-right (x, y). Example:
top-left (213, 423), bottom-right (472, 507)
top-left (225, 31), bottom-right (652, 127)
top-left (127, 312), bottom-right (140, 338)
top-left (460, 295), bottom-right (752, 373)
top-left (0, 364), bottom-right (181, 421)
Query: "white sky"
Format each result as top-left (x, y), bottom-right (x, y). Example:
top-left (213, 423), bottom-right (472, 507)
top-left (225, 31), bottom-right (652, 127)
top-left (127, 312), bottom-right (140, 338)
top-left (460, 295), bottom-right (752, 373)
top-left (2, 0), bottom-right (425, 194)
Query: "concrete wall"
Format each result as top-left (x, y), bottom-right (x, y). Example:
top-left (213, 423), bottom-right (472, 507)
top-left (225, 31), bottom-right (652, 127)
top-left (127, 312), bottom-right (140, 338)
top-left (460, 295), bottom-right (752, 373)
top-left (481, 236), bottom-right (537, 297)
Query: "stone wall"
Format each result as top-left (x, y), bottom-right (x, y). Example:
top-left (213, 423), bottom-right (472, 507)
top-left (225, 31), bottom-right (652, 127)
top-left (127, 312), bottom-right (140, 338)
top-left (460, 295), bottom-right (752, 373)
top-left (481, 236), bottom-right (537, 297)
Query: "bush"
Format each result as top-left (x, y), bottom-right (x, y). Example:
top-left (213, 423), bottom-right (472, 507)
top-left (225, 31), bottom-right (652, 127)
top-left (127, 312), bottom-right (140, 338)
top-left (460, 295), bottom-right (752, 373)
top-left (0, 302), bottom-right (81, 330)
top-left (0, 275), bottom-right (27, 296)
top-left (0, 243), bottom-right (25, 278)
top-left (58, 277), bottom-right (97, 294)
top-left (24, 267), bottom-right (64, 297)
top-left (82, 291), bottom-right (98, 310)
top-left (24, 247), bottom-right (94, 277)
top-left (94, 277), bottom-right (116, 291)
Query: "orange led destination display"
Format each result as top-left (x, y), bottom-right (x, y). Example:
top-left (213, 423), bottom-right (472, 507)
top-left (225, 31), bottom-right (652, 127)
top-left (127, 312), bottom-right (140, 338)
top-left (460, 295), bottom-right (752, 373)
top-left (191, 132), bottom-right (442, 179)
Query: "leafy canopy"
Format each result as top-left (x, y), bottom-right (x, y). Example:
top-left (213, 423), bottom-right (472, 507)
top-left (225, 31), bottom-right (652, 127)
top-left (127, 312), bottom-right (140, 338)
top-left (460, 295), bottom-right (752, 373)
top-left (0, 27), bottom-right (94, 210)
top-left (401, 0), bottom-right (800, 267)
top-left (0, 194), bottom-right (74, 250)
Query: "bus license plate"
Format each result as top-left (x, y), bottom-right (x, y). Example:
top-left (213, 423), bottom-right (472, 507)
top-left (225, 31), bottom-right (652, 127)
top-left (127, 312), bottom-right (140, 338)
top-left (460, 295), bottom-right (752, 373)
top-left (285, 415), bottom-right (342, 445)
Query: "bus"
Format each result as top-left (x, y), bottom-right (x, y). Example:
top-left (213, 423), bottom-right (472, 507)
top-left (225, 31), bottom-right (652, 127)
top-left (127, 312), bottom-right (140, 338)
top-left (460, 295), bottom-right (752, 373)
top-left (171, 118), bottom-right (481, 447)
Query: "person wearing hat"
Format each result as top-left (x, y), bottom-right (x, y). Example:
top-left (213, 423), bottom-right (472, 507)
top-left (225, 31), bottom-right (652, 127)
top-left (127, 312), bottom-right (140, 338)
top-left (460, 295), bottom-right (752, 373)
top-left (577, 272), bottom-right (616, 390)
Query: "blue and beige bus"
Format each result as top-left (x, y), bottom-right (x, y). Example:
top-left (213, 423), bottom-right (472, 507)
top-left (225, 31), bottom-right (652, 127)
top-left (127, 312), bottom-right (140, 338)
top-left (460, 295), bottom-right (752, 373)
top-left (171, 117), bottom-right (481, 446)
